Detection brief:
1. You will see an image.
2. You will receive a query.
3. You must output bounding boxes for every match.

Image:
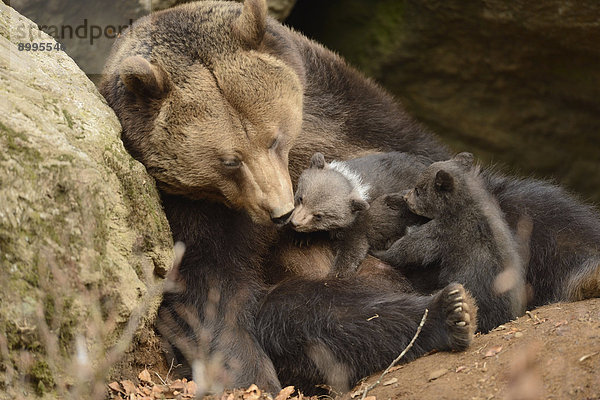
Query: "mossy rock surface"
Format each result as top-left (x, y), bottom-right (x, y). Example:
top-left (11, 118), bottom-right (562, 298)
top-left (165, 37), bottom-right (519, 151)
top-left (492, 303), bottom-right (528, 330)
top-left (288, 0), bottom-right (600, 203)
top-left (0, 4), bottom-right (172, 398)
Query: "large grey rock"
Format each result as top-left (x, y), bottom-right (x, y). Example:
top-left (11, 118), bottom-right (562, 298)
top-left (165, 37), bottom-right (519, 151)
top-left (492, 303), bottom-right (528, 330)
top-left (288, 0), bottom-right (600, 203)
top-left (0, 3), bottom-right (172, 397)
top-left (6, 0), bottom-right (296, 76)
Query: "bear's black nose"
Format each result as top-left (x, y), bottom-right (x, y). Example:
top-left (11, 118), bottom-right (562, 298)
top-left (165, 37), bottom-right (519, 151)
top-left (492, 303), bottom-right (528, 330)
top-left (271, 210), bottom-right (293, 225)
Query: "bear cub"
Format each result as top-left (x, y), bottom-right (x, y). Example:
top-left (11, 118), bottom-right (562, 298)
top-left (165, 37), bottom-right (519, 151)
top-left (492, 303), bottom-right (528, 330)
top-left (290, 152), bottom-right (429, 276)
top-left (374, 153), bottom-right (527, 333)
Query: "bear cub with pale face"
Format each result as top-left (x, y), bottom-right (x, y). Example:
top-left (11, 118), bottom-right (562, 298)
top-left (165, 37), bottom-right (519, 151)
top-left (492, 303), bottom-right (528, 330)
top-left (290, 152), bottom-right (429, 276)
top-left (374, 153), bottom-right (527, 333)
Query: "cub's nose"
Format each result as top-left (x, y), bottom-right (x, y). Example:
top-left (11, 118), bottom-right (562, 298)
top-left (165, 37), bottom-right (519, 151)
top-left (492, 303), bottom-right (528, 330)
top-left (271, 209), bottom-right (293, 225)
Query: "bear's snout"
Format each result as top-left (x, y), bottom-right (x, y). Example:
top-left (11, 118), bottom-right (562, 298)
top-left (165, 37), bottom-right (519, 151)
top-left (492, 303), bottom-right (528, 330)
top-left (271, 209), bottom-right (293, 225)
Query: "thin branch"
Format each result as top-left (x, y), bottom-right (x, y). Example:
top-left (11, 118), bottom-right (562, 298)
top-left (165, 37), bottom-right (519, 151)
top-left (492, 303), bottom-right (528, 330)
top-left (360, 308), bottom-right (429, 400)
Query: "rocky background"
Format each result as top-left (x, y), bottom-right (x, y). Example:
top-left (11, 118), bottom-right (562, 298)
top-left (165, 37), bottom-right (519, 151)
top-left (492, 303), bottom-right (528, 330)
top-left (287, 0), bottom-right (600, 204)
top-left (1, 0), bottom-right (600, 398)
top-left (8, 0), bottom-right (598, 202)
top-left (4, 0), bottom-right (297, 76)
top-left (1, 3), bottom-right (173, 398)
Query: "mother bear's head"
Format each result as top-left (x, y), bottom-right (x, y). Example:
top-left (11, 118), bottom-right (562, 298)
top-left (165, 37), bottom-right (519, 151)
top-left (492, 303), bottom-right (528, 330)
top-left (100, 0), bottom-right (303, 224)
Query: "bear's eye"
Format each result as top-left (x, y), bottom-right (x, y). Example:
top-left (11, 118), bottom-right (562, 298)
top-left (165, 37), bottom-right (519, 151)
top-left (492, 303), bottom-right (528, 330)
top-left (415, 187), bottom-right (420, 196)
top-left (296, 196), bottom-right (303, 205)
top-left (222, 158), bottom-right (241, 169)
top-left (313, 213), bottom-right (323, 221)
top-left (269, 136), bottom-right (280, 150)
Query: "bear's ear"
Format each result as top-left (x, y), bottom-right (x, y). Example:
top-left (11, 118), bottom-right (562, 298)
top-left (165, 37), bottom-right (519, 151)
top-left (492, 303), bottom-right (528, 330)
top-left (119, 56), bottom-right (170, 98)
top-left (232, 0), bottom-right (267, 48)
top-left (309, 152), bottom-right (326, 169)
top-left (453, 152), bottom-right (474, 169)
top-left (435, 170), bottom-right (454, 192)
top-left (384, 193), bottom-right (405, 211)
top-left (350, 197), bottom-right (370, 213)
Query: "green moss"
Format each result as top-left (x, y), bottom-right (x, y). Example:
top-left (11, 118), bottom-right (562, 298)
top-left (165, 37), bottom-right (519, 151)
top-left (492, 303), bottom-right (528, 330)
top-left (0, 121), bottom-right (27, 141)
top-left (0, 121), bottom-right (42, 164)
top-left (57, 154), bottom-right (75, 163)
top-left (291, 0), bottom-right (406, 77)
top-left (61, 109), bottom-right (74, 129)
top-left (57, 297), bottom-right (78, 353)
top-left (30, 360), bottom-right (54, 396)
top-left (43, 294), bottom-right (55, 327)
top-left (3, 320), bottom-right (42, 352)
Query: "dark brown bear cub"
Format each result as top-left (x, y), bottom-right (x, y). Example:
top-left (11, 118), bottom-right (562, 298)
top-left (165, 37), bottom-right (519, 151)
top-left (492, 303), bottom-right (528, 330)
top-left (376, 152), bottom-right (600, 332)
top-left (290, 152), bottom-right (429, 276)
top-left (374, 153), bottom-right (526, 333)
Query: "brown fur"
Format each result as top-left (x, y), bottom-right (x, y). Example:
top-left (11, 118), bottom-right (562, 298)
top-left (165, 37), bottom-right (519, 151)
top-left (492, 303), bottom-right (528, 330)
top-left (567, 261), bottom-right (600, 301)
top-left (99, 0), bottom-right (454, 392)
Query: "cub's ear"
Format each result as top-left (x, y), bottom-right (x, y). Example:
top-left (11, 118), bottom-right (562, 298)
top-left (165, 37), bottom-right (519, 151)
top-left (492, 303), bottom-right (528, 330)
top-left (383, 193), bottom-right (406, 211)
top-left (232, 0), bottom-right (267, 48)
top-left (119, 56), bottom-right (170, 98)
top-left (453, 152), bottom-right (474, 168)
top-left (351, 197), bottom-right (370, 213)
top-left (435, 170), bottom-right (454, 192)
top-left (309, 152), bottom-right (326, 169)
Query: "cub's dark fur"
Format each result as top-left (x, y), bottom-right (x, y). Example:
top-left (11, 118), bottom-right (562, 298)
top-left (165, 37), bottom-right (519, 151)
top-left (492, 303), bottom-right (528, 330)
top-left (377, 153), bottom-right (600, 332)
top-left (482, 169), bottom-right (600, 306)
top-left (258, 280), bottom-right (476, 392)
top-left (290, 152), bottom-right (429, 276)
top-left (374, 153), bottom-right (526, 333)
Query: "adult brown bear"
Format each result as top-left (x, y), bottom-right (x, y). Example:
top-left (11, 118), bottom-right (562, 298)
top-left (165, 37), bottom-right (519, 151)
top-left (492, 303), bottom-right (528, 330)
top-left (99, 0), bottom-right (476, 393)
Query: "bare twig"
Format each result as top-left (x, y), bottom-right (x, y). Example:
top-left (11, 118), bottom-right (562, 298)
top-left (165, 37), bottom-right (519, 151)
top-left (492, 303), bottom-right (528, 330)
top-left (360, 308), bottom-right (428, 400)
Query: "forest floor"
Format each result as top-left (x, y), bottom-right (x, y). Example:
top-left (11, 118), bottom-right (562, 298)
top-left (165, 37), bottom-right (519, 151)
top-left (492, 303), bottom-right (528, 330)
top-left (353, 298), bottom-right (600, 400)
top-left (109, 298), bottom-right (600, 400)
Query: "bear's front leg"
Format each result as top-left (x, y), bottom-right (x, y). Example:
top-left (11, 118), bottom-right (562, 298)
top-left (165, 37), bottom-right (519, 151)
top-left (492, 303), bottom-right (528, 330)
top-left (256, 278), bottom-right (476, 395)
top-left (158, 280), bottom-right (281, 393)
top-left (372, 221), bottom-right (441, 267)
top-left (331, 230), bottom-right (370, 277)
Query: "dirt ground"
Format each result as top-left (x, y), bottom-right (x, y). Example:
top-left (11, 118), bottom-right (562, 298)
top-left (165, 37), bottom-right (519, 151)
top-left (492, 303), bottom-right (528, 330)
top-left (352, 298), bottom-right (600, 400)
top-left (111, 298), bottom-right (600, 400)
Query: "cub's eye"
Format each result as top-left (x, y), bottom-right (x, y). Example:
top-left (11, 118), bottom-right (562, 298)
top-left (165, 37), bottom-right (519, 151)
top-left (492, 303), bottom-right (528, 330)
top-left (296, 196), bottom-right (303, 204)
top-left (415, 187), bottom-right (420, 196)
top-left (269, 136), bottom-right (280, 150)
top-left (313, 213), bottom-right (323, 221)
top-left (221, 158), bottom-right (241, 169)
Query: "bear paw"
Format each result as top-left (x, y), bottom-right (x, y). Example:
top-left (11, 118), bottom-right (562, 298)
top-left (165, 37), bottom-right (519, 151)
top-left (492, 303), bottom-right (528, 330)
top-left (438, 282), bottom-right (477, 351)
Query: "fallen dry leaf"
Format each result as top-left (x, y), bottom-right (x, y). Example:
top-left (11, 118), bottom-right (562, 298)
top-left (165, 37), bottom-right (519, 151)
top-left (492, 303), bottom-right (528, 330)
top-left (109, 381), bottom-right (124, 394)
top-left (186, 380), bottom-right (198, 396)
top-left (382, 377), bottom-right (398, 386)
top-left (428, 368), bottom-right (448, 381)
top-left (151, 385), bottom-right (167, 397)
top-left (121, 380), bottom-right (136, 395)
top-left (243, 384), bottom-right (262, 400)
top-left (222, 393), bottom-right (235, 400)
top-left (578, 352), bottom-right (598, 362)
top-left (484, 345), bottom-right (503, 358)
top-left (455, 366), bottom-right (467, 373)
top-left (275, 386), bottom-right (295, 400)
top-left (138, 369), bottom-right (153, 384)
top-left (171, 379), bottom-right (186, 391)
